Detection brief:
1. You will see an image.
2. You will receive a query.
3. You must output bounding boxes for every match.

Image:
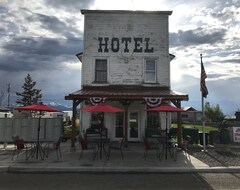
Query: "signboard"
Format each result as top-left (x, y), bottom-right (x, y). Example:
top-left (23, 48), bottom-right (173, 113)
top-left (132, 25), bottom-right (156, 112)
top-left (233, 127), bottom-right (240, 142)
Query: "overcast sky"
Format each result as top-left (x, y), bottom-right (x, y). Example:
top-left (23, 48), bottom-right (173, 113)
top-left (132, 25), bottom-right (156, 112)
top-left (0, 0), bottom-right (239, 115)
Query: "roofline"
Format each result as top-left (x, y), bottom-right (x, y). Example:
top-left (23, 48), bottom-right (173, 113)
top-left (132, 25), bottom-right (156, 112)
top-left (81, 9), bottom-right (172, 15)
top-left (65, 85), bottom-right (188, 101)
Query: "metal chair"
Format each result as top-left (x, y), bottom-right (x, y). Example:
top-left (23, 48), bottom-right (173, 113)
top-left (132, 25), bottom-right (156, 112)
top-left (53, 136), bottom-right (63, 160)
top-left (180, 136), bottom-right (191, 161)
top-left (12, 136), bottom-right (29, 160)
top-left (143, 137), bottom-right (162, 160)
top-left (79, 138), bottom-right (96, 160)
top-left (107, 138), bottom-right (124, 160)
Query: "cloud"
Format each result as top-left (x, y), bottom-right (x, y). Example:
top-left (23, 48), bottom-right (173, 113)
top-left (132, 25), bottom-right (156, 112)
top-left (42, 0), bottom-right (95, 11)
top-left (0, 37), bottom-right (83, 72)
top-left (170, 28), bottom-right (226, 46)
top-left (25, 11), bottom-right (82, 37)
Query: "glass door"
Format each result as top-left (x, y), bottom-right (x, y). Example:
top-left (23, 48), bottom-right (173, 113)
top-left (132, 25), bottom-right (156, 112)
top-left (128, 111), bottom-right (139, 141)
top-left (115, 112), bottom-right (124, 138)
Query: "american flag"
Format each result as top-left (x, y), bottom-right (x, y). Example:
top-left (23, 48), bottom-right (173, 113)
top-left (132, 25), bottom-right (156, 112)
top-left (200, 54), bottom-right (208, 98)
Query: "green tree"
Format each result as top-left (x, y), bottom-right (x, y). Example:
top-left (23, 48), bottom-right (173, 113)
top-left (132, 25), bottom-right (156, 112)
top-left (204, 102), bottom-right (225, 122)
top-left (16, 74), bottom-right (42, 106)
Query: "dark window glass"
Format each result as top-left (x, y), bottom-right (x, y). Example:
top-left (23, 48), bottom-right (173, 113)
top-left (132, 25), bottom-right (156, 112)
top-left (95, 59), bottom-right (107, 83)
top-left (146, 112), bottom-right (159, 128)
top-left (115, 112), bottom-right (124, 137)
top-left (145, 59), bottom-right (156, 83)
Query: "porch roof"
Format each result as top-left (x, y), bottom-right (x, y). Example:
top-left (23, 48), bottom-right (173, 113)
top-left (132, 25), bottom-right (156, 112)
top-left (65, 85), bottom-right (188, 101)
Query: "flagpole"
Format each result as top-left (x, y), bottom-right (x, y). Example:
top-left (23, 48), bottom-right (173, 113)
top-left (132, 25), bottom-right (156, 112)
top-left (202, 93), bottom-right (206, 152)
top-left (200, 54), bottom-right (207, 152)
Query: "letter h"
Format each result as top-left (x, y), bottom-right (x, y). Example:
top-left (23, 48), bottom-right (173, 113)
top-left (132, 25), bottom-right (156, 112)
top-left (98, 37), bottom-right (109, 52)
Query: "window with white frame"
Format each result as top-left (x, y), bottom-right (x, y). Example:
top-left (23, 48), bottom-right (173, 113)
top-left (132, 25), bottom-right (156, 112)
top-left (144, 59), bottom-right (157, 83)
top-left (95, 59), bottom-right (107, 83)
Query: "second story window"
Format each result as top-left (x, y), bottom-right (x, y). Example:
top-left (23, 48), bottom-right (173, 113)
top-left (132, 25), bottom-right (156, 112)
top-left (145, 59), bottom-right (157, 83)
top-left (95, 59), bottom-right (107, 83)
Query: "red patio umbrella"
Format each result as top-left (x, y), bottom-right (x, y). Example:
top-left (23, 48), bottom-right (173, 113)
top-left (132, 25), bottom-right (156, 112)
top-left (15, 102), bottom-right (61, 112)
top-left (15, 102), bottom-right (61, 159)
top-left (147, 104), bottom-right (185, 113)
top-left (81, 103), bottom-right (124, 113)
top-left (147, 104), bottom-right (185, 159)
top-left (81, 103), bottom-right (123, 159)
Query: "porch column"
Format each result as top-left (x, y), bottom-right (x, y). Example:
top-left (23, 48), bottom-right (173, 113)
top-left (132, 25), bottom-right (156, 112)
top-left (71, 99), bottom-right (81, 150)
top-left (176, 101), bottom-right (183, 146)
top-left (121, 100), bottom-right (131, 147)
top-left (124, 106), bottom-right (128, 147)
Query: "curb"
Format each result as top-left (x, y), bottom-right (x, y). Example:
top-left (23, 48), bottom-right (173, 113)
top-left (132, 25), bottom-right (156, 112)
top-left (5, 166), bottom-right (240, 174)
top-left (0, 166), bottom-right (8, 173)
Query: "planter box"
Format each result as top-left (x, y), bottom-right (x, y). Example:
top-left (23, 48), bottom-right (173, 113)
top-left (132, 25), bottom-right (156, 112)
top-left (214, 143), bottom-right (231, 153)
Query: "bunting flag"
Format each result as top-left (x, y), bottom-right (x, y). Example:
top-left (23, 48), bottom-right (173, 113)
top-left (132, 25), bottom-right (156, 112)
top-left (144, 97), bottom-right (162, 107)
top-left (89, 97), bottom-right (106, 106)
top-left (200, 55), bottom-right (208, 98)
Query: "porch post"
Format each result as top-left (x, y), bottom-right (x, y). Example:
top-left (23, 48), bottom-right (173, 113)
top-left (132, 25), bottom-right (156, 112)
top-left (121, 100), bottom-right (131, 147)
top-left (176, 101), bottom-right (183, 146)
top-left (71, 99), bottom-right (81, 150)
top-left (124, 106), bottom-right (128, 147)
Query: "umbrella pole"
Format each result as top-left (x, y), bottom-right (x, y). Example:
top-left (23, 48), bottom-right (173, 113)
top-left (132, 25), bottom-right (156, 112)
top-left (100, 113), bottom-right (103, 159)
top-left (165, 112), bottom-right (168, 160)
top-left (36, 115), bottom-right (41, 159)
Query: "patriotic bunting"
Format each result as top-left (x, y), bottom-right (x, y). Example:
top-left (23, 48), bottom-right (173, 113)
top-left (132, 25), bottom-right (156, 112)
top-left (144, 97), bottom-right (162, 107)
top-left (89, 97), bottom-right (106, 106)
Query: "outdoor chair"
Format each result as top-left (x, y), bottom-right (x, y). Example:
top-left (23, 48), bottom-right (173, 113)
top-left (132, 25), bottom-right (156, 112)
top-left (180, 136), bottom-right (191, 161)
top-left (107, 138), bottom-right (124, 160)
top-left (12, 136), bottom-right (29, 160)
top-left (158, 137), bottom-right (178, 161)
top-left (79, 137), bottom-right (96, 161)
top-left (52, 136), bottom-right (63, 160)
top-left (143, 137), bottom-right (161, 160)
top-left (167, 140), bottom-right (178, 161)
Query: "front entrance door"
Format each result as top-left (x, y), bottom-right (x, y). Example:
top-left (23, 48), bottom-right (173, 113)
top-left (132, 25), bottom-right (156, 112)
top-left (128, 111), bottom-right (139, 141)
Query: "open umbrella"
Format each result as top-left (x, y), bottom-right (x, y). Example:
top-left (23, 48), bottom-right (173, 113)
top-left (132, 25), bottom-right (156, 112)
top-left (147, 104), bottom-right (185, 159)
top-left (15, 102), bottom-right (61, 159)
top-left (81, 103), bottom-right (124, 113)
top-left (81, 103), bottom-right (124, 159)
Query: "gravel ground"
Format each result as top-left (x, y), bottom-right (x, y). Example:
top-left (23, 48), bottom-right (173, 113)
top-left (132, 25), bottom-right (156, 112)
top-left (188, 145), bottom-right (240, 167)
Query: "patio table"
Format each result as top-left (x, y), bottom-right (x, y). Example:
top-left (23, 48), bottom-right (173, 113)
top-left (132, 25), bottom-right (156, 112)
top-left (87, 136), bottom-right (110, 160)
top-left (158, 137), bottom-right (178, 160)
top-left (29, 140), bottom-right (53, 160)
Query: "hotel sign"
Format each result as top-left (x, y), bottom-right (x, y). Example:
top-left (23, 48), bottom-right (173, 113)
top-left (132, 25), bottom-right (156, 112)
top-left (98, 37), bottom-right (154, 53)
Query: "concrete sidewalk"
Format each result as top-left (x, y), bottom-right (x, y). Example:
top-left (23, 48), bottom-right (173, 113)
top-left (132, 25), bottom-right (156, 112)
top-left (1, 142), bottom-right (240, 173)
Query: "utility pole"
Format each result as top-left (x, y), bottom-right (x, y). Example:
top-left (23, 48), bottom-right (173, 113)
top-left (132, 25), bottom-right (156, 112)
top-left (7, 83), bottom-right (10, 108)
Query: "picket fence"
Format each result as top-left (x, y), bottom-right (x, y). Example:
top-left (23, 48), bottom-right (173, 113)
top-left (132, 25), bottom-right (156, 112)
top-left (0, 117), bottom-right (63, 142)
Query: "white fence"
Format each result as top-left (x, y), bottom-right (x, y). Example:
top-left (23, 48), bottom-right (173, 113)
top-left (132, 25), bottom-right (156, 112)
top-left (0, 117), bottom-right (63, 142)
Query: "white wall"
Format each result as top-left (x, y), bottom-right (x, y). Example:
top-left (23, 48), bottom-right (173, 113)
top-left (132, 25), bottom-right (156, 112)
top-left (82, 11), bottom-right (170, 87)
top-left (0, 118), bottom-right (63, 142)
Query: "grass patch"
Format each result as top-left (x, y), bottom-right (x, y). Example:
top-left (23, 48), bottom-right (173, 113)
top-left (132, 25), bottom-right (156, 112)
top-left (171, 123), bottom-right (218, 133)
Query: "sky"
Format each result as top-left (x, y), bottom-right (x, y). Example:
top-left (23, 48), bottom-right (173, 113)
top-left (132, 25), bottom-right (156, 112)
top-left (0, 0), bottom-right (239, 115)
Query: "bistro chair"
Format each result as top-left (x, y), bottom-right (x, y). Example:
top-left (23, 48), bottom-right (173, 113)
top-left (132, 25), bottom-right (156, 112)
top-left (107, 137), bottom-right (124, 160)
top-left (143, 136), bottom-right (162, 160)
top-left (52, 136), bottom-right (63, 160)
top-left (79, 137), bottom-right (96, 161)
top-left (180, 136), bottom-right (191, 161)
top-left (158, 137), bottom-right (178, 161)
top-left (12, 136), bottom-right (29, 160)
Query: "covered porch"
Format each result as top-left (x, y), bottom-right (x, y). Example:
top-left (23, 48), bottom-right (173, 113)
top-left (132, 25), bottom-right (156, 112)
top-left (65, 85), bottom-right (188, 149)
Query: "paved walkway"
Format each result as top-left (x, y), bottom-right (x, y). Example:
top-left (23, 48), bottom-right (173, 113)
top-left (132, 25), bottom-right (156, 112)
top-left (1, 141), bottom-right (240, 173)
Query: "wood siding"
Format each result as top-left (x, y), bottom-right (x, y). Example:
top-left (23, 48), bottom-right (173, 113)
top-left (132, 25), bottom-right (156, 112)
top-left (82, 12), bottom-right (171, 87)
